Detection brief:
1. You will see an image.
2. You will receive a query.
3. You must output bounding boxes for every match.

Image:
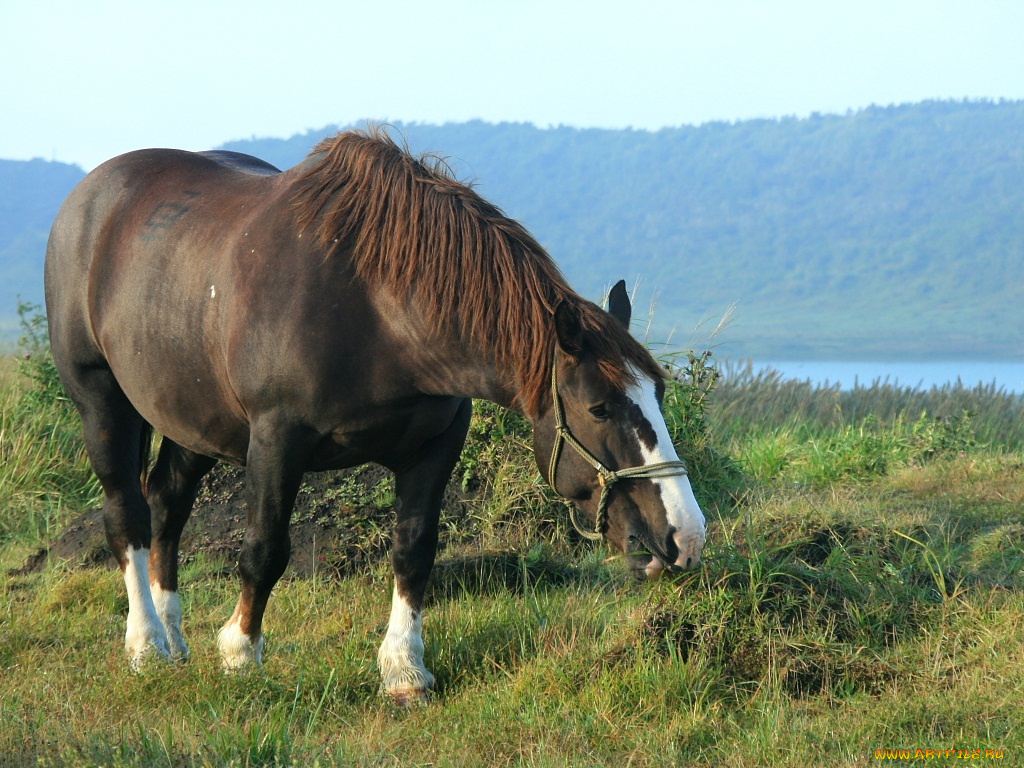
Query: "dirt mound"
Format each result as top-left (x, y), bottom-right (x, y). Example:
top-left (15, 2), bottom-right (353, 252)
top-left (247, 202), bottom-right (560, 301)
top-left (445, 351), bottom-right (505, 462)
top-left (17, 462), bottom-right (476, 578)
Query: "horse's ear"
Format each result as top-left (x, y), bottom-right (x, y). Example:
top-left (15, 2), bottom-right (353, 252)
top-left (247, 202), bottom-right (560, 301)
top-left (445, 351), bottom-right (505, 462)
top-left (607, 279), bottom-right (631, 329)
top-left (554, 300), bottom-right (584, 357)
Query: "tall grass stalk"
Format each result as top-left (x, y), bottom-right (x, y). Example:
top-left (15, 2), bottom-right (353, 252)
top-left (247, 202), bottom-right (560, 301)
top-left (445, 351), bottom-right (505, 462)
top-left (713, 359), bottom-right (1024, 450)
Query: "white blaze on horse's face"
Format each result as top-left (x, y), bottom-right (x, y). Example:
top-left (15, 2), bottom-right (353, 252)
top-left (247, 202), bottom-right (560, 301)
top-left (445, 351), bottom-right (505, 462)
top-left (625, 367), bottom-right (706, 578)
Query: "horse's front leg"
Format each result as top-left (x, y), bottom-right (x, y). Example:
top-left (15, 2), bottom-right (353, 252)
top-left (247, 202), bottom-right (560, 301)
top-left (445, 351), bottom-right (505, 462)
top-left (218, 420), bottom-right (309, 669)
top-left (379, 398), bottom-right (472, 705)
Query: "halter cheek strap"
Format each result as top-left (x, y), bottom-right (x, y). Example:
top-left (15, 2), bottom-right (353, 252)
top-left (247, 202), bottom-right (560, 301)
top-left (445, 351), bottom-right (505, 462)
top-left (547, 353), bottom-right (689, 541)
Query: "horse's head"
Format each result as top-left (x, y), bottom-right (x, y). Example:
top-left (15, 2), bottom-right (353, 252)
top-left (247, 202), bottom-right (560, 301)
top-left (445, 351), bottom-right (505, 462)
top-left (534, 282), bottom-right (706, 580)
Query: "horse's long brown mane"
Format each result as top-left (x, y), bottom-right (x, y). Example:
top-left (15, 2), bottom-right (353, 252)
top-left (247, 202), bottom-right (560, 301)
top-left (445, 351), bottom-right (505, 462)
top-left (291, 127), bottom-right (662, 417)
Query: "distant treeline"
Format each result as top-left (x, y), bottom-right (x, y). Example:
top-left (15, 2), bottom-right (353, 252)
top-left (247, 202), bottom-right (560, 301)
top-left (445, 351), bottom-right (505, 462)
top-left (1, 158), bottom-right (85, 339)
top-left (4, 100), bottom-right (1023, 358)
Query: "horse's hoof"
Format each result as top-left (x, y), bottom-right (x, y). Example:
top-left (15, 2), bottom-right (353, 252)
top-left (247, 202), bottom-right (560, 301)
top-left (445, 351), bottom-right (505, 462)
top-left (218, 622), bottom-right (264, 670)
top-left (388, 687), bottom-right (432, 708)
top-left (166, 632), bottom-right (190, 663)
top-left (127, 638), bottom-right (172, 673)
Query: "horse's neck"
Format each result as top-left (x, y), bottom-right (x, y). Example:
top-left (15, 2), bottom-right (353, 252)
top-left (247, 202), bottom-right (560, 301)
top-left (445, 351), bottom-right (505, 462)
top-left (406, 336), bottom-right (523, 411)
top-left (375, 292), bottom-right (524, 411)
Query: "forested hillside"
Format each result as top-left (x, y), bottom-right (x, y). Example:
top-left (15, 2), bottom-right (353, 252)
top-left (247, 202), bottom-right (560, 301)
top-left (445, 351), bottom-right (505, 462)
top-left (3, 100), bottom-right (1022, 358)
top-left (0, 159), bottom-right (84, 335)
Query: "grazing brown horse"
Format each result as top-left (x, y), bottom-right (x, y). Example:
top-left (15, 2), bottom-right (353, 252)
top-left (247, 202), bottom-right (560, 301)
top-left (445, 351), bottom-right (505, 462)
top-left (45, 128), bottom-right (705, 702)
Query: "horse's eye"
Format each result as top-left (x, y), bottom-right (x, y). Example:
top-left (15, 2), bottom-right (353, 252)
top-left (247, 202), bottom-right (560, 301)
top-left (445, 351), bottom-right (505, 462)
top-left (589, 404), bottom-right (610, 421)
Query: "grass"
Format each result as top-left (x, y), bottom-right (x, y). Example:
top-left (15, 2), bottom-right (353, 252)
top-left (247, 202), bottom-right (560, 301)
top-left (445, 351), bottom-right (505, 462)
top-left (4, 463), bottom-right (1022, 766)
top-left (714, 358), bottom-right (1024, 450)
top-left (0, 358), bottom-right (100, 555)
top-left (2, 323), bottom-right (1023, 766)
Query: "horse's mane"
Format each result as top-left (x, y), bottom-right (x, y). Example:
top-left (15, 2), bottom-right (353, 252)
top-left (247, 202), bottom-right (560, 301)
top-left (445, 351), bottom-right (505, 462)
top-left (291, 127), bottom-right (662, 417)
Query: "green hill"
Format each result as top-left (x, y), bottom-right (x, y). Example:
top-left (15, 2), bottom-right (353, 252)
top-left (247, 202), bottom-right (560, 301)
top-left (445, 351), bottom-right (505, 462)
top-left (0, 159), bottom-right (85, 338)
top-left (4, 100), bottom-right (1022, 358)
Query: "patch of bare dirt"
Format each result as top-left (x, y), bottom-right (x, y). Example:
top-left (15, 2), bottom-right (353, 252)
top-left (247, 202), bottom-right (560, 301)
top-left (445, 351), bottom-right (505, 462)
top-left (16, 462), bottom-right (476, 578)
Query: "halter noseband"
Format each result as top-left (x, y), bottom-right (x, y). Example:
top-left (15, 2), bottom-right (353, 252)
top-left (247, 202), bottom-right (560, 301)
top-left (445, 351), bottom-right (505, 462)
top-left (546, 353), bottom-right (689, 541)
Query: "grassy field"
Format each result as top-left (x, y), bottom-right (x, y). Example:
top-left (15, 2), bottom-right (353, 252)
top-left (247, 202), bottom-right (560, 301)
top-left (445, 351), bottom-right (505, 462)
top-left (1, 335), bottom-right (1022, 766)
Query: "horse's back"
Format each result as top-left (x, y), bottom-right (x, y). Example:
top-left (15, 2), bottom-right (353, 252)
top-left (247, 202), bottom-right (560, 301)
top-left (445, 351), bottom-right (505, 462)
top-left (47, 147), bottom-right (277, 257)
top-left (47, 146), bottom-right (285, 298)
top-left (197, 150), bottom-right (281, 176)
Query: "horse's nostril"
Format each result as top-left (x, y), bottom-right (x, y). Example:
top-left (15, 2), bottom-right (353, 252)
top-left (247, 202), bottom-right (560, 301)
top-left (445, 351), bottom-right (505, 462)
top-left (666, 532), bottom-right (680, 561)
top-left (685, 557), bottom-right (693, 569)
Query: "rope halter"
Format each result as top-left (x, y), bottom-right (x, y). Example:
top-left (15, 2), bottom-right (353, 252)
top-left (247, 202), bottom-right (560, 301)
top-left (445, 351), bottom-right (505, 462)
top-left (546, 352), bottom-right (689, 541)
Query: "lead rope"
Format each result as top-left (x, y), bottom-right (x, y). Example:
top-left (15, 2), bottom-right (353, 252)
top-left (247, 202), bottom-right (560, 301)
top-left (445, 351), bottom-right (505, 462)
top-left (547, 353), bottom-right (689, 542)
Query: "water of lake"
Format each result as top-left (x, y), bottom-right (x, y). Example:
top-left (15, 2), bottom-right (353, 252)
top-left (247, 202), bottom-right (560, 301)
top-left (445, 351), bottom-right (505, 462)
top-left (734, 360), bottom-right (1024, 394)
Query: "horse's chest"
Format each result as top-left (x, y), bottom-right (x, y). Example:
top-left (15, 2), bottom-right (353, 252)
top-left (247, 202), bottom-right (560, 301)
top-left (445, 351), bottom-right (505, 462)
top-left (311, 397), bottom-right (465, 470)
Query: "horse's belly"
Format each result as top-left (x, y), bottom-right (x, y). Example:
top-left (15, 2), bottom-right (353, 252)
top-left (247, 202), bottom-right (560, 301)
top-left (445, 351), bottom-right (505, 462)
top-left (109, 351), bottom-right (250, 463)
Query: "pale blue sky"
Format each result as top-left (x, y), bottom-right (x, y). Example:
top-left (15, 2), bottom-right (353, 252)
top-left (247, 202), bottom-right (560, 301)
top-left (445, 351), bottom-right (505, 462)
top-left (2, 0), bottom-right (1023, 170)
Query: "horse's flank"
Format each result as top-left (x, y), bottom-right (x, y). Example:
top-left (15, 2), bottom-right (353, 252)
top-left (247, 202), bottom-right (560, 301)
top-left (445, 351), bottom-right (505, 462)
top-left (289, 127), bottom-right (662, 417)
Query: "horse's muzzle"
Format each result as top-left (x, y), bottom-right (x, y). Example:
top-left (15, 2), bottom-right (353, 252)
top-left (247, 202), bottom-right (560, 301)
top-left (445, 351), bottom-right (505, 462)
top-left (631, 528), bottom-right (705, 580)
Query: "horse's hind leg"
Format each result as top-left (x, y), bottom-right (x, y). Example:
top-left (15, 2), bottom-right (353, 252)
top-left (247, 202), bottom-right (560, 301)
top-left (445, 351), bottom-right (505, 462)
top-left (64, 367), bottom-right (169, 667)
top-left (145, 438), bottom-right (216, 660)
